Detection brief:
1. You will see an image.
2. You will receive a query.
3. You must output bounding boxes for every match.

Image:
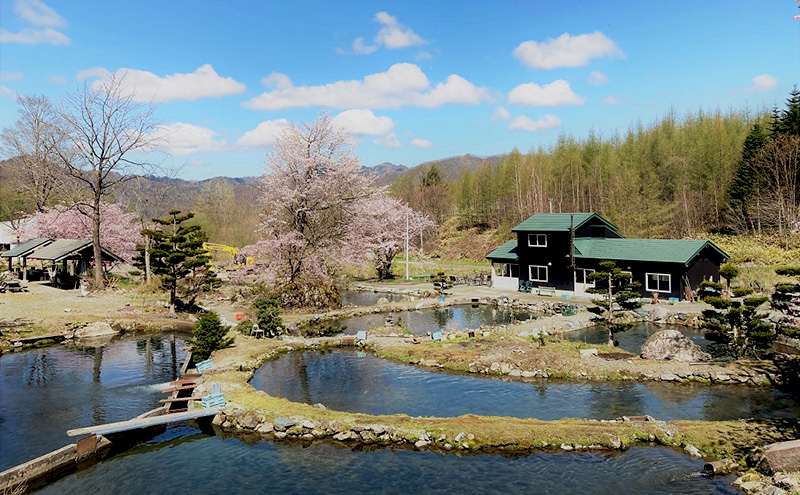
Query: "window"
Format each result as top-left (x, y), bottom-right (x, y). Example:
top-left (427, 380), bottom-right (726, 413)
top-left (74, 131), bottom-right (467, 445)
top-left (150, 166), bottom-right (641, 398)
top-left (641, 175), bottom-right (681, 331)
top-left (575, 268), bottom-right (595, 285)
top-left (646, 273), bottom-right (671, 293)
top-left (528, 233), bottom-right (547, 247)
top-left (493, 262), bottom-right (520, 278)
top-left (621, 271), bottom-right (633, 283)
top-left (529, 265), bottom-right (548, 282)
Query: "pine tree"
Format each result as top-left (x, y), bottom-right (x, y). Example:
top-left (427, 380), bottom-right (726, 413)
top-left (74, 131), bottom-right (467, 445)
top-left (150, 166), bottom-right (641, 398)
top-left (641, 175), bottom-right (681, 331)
top-left (727, 123), bottom-right (768, 229)
top-left (773, 87), bottom-right (800, 136)
top-left (137, 210), bottom-right (218, 313)
top-left (586, 260), bottom-right (643, 346)
top-left (701, 296), bottom-right (773, 359)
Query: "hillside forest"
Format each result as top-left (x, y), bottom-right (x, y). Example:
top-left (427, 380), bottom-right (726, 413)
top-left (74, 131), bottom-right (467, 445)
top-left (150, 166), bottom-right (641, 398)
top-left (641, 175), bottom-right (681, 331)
top-left (1, 88), bottom-right (798, 265)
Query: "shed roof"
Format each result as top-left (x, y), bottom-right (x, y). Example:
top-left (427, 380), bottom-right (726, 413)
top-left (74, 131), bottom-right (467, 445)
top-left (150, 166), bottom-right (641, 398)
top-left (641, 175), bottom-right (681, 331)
top-left (28, 239), bottom-right (123, 263)
top-left (1, 238), bottom-right (52, 258)
top-left (573, 238), bottom-right (728, 265)
top-left (486, 239), bottom-right (519, 261)
top-left (512, 213), bottom-right (619, 233)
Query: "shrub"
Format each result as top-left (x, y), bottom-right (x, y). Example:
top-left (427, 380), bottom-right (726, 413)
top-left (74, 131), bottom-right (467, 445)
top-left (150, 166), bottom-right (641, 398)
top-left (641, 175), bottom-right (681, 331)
top-left (698, 281), bottom-right (725, 300)
top-left (732, 287), bottom-right (754, 297)
top-left (254, 298), bottom-right (286, 337)
top-left (190, 311), bottom-right (233, 360)
top-left (719, 263), bottom-right (739, 289)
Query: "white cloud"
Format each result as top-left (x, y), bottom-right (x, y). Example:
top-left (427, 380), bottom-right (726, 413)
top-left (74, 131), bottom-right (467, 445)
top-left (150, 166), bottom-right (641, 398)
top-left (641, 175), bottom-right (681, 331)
top-left (236, 119), bottom-right (290, 149)
top-left (15, 0), bottom-right (66, 27)
top-left (744, 74), bottom-right (778, 94)
top-left (492, 106), bottom-right (511, 121)
top-left (410, 138), bottom-right (432, 149)
top-left (414, 51), bottom-right (433, 62)
top-left (150, 122), bottom-right (227, 156)
top-left (373, 132), bottom-right (401, 149)
top-left (602, 95), bottom-right (624, 106)
top-left (0, 27), bottom-right (70, 45)
top-left (513, 32), bottom-right (624, 70)
top-left (80, 64), bottom-right (246, 102)
top-left (0, 86), bottom-right (19, 99)
top-left (244, 63), bottom-right (489, 110)
top-left (75, 67), bottom-right (111, 81)
top-left (348, 11), bottom-right (428, 55)
top-left (332, 109), bottom-right (394, 136)
top-left (587, 71), bottom-right (609, 86)
top-left (47, 75), bottom-right (67, 84)
top-left (508, 114), bottom-right (561, 132)
top-left (0, 71), bottom-right (23, 81)
top-left (508, 80), bottom-right (586, 107)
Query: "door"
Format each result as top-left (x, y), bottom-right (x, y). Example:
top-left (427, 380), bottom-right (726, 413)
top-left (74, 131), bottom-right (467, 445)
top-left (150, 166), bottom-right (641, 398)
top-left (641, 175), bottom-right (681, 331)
top-left (574, 268), bottom-right (595, 297)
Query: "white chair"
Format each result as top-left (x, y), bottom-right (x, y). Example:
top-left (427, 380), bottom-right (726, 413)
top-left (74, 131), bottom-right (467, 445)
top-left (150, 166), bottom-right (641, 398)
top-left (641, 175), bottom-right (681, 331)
top-left (251, 323), bottom-right (264, 338)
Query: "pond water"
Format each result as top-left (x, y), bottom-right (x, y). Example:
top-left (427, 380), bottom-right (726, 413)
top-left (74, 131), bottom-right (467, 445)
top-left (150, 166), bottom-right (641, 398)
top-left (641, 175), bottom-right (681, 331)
top-left (324, 305), bottom-right (534, 335)
top-left (0, 333), bottom-right (188, 471)
top-left (36, 431), bottom-right (739, 495)
top-left (251, 350), bottom-right (800, 421)
top-left (563, 323), bottom-right (713, 355)
top-left (339, 290), bottom-right (408, 307)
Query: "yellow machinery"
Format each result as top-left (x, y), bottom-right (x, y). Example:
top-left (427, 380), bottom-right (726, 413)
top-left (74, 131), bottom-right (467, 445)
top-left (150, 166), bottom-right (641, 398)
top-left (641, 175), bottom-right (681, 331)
top-left (202, 243), bottom-right (255, 271)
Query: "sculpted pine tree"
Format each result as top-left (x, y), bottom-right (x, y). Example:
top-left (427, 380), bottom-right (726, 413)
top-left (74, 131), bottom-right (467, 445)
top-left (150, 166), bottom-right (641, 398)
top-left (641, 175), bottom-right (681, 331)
top-left (701, 295), bottom-right (773, 359)
top-left (139, 210), bottom-right (218, 313)
top-left (586, 260), bottom-right (643, 346)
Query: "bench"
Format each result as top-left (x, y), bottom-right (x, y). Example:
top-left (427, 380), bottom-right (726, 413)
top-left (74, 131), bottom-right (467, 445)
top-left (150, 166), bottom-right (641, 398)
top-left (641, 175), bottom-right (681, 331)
top-left (536, 286), bottom-right (556, 297)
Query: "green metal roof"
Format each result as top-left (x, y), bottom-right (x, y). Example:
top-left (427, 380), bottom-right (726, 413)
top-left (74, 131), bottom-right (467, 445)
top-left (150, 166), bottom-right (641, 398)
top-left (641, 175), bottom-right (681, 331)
top-left (511, 213), bottom-right (619, 233)
top-left (486, 239), bottom-right (518, 261)
top-left (0, 238), bottom-right (52, 258)
top-left (573, 238), bottom-right (729, 264)
top-left (28, 239), bottom-right (123, 262)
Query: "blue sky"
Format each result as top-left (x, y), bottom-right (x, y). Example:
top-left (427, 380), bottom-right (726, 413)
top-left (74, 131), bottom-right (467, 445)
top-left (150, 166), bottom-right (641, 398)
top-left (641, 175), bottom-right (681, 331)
top-left (1, 0), bottom-right (799, 180)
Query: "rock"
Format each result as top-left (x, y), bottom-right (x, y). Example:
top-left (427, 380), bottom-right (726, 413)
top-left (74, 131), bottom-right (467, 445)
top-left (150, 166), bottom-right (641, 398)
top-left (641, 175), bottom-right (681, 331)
top-left (273, 431), bottom-right (287, 439)
top-left (490, 362), bottom-right (501, 372)
top-left (640, 330), bottom-right (711, 362)
top-left (333, 432), bottom-right (351, 441)
top-left (414, 440), bottom-right (429, 448)
top-left (608, 435), bottom-right (622, 449)
top-left (560, 444), bottom-right (573, 451)
top-left (773, 473), bottom-right (800, 492)
top-left (377, 297), bottom-right (389, 305)
top-left (312, 403), bottom-right (327, 409)
top-left (301, 420), bottom-right (315, 430)
top-left (499, 363), bottom-right (512, 374)
top-left (273, 417), bottom-right (297, 432)
top-left (212, 413), bottom-right (225, 426)
top-left (74, 322), bottom-right (117, 339)
top-left (508, 369), bottom-right (522, 377)
top-left (660, 373), bottom-right (679, 382)
top-left (455, 432), bottom-right (465, 443)
top-left (703, 459), bottom-right (739, 475)
top-left (684, 444), bottom-right (702, 458)
top-left (763, 439), bottom-right (800, 473)
top-left (467, 433), bottom-right (475, 441)
top-left (521, 371), bottom-right (536, 378)
top-left (238, 411), bottom-right (261, 429)
top-left (580, 348), bottom-right (598, 358)
top-left (256, 422), bottom-right (274, 434)
top-left (443, 443), bottom-right (453, 450)
top-left (646, 307), bottom-right (669, 322)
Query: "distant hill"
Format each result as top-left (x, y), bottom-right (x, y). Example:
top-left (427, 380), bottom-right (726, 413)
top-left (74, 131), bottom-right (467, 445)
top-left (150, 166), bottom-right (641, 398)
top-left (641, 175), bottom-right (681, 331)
top-left (416, 153), bottom-right (507, 180)
top-left (362, 162), bottom-right (408, 186)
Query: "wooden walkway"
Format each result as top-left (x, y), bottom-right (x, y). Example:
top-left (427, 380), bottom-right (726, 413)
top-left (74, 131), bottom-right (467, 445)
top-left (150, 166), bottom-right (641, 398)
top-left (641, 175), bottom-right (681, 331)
top-left (67, 408), bottom-right (221, 437)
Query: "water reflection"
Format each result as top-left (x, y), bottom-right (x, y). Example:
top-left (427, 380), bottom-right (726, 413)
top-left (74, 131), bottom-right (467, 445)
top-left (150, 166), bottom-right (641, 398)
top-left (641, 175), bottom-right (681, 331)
top-left (339, 290), bottom-right (409, 307)
top-left (563, 323), bottom-right (712, 354)
top-left (321, 305), bottom-right (533, 335)
top-left (252, 350), bottom-right (800, 421)
top-left (37, 434), bottom-right (739, 495)
top-left (0, 333), bottom-right (188, 471)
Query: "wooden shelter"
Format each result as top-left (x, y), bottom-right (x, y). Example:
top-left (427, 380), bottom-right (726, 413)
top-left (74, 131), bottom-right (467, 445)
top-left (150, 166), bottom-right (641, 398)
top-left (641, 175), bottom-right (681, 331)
top-left (1, 238), bottom-right (53, 281)
top-left (27, 239), bottom-right (124, 289)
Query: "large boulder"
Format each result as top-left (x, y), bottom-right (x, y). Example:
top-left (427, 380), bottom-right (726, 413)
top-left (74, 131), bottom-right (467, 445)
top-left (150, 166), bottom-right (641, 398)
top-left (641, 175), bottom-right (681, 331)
top-left (74, 322), bottom-right (118, 339)
top-left (640, 329), bottom-right (711, 362)
top-left (763, 440), bottom-right (800, 473)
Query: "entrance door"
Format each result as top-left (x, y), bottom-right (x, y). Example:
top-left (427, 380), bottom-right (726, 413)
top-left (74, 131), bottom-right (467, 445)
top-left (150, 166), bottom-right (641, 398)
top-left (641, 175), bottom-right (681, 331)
top-left (574, 268), bottom-right (595, 297)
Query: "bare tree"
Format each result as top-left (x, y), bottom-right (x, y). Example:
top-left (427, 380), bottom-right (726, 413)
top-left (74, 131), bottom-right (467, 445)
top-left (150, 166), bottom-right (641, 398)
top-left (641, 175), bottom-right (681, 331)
top-left (1, 95), bottom-right (67, 212)
top-left (53, 76), bottom-right (159, 289)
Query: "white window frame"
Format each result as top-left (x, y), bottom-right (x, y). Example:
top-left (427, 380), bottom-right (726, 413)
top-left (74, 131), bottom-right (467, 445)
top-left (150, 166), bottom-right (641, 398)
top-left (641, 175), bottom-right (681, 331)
top-left (645, 272), bottom-right (671, 293)
top-left (621, 271), bottom-right (633, 283)
top-left (529, 265), bottom-right (548, 282)
top-left (575, 268), bottom-right (595, 285)
top-left (527, 233), bottom-right (547, 247)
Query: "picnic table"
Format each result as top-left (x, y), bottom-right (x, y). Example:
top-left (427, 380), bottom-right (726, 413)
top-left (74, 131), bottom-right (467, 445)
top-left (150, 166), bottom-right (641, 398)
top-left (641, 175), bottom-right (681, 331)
top-left (0, 280), bottom-right (27, 293)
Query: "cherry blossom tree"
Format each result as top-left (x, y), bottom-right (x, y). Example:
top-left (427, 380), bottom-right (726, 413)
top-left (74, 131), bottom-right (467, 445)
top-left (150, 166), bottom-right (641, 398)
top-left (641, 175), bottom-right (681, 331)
top-left (255, 112), bottom-right (373, 283)
top-left (352, 193), bottom-right (436, 280)
top-left (22, 202), bottom-right (142, 261)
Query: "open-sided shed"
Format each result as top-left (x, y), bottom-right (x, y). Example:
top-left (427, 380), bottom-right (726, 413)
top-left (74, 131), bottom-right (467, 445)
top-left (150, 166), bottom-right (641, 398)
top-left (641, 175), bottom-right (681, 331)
top-left (1, 238), bottom-right (53, 281)
top-left (27, 239), bottom-right (124, 289)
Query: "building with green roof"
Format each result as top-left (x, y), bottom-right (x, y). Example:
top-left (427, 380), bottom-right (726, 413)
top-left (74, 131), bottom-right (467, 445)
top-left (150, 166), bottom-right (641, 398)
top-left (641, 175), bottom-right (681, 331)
top-left (487, 212), bottom-right (728, 299)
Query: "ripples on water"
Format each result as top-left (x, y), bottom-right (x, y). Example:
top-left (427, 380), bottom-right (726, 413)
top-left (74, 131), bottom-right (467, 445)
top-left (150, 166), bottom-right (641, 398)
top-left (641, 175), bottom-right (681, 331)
top-left (0, 333), bottom-right (187, 471)
top-left (252, 350), bottom-right (800, 421)
top-left (37, 434), bottom-right (739, 495)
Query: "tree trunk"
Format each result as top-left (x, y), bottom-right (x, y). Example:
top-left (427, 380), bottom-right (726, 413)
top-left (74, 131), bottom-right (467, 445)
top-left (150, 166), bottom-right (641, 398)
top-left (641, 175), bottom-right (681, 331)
top-left (92, 193), bottom-right (105, 289)
top-left (607, 272), bottom-right (614, 347)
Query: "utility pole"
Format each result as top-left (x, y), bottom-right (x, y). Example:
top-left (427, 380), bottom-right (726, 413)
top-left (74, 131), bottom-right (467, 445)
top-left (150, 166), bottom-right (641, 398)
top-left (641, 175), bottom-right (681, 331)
top-left (405, 203), bottom-right (410, 281)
